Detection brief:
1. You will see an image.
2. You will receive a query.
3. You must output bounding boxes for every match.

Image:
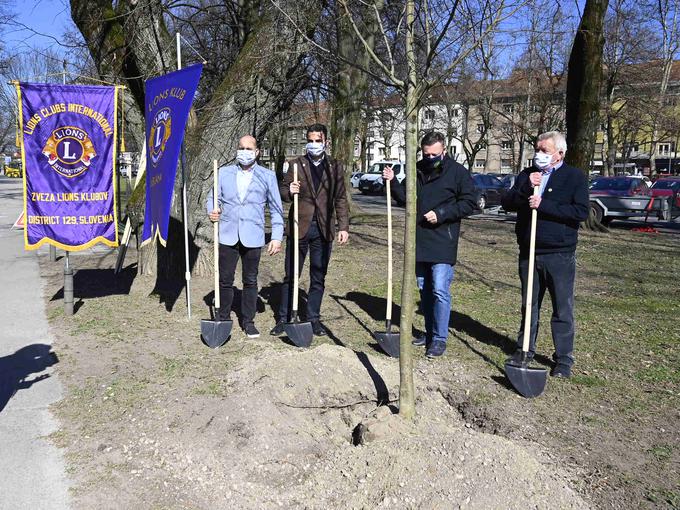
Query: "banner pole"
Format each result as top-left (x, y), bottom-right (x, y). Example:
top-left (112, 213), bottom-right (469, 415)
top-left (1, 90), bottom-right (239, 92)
top-left (61, 61), bottom-right (74, 315)
top-left (50, 67), bottom-right (67, 263)
top-left (177, 32), bottom-right (192, 319)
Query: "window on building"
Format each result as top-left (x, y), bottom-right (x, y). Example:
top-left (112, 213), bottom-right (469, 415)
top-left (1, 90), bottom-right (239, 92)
top-left (288, 146), bottom-right (296, 156)
top-left (290, 130), bottom-right (297, 141)
top-left (453, 109), bottom-right (460, 117)
top-left (623, 143), bottom-right (639, 153)
top-left (501, 159), bottom-right (512, 170)
top-left (503, 104), bottom-right (514, 113)
top-left (448, 145), bottom-right (457, 154)
top-left (262, 148), bottom-right (269, 157)
top-left (474, 159), bottom-right (485, 168)
top-left (525, 159), bottom-right (533, 168)
top-left (477, 124), bottom-right (485, 133)
top-left (425, 109), bottom-right (435, 120)
top-left (501, 140), bottom-right (512, 150)
top-left (658, 143), bottom-right (672, 155)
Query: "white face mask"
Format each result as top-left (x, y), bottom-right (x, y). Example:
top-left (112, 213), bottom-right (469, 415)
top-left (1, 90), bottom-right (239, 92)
top-left (236, 149), bottom-right (257, 167)
top-left (306, 142), bottom-right (325, 157)
top-left (533, 151), bottom-right (553, 170)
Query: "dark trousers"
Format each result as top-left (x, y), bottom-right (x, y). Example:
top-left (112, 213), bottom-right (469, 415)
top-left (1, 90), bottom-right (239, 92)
top-left (517, 251), bottom-right (576, 367)
top-left (217, 242), bottom-right (262, 324)
top-left (278, 219), bottom-right (332, 322)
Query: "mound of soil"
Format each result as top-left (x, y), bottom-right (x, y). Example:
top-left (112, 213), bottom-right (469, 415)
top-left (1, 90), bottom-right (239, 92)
top-left (84, 343), bottom-right (588, 509)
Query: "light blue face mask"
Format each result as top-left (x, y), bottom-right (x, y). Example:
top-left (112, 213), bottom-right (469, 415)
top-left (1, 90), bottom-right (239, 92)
top-left (306, 142), bottom-right (325, 157)
top-left (236, 149), bottom-right (257, 166)
top-left (533, 151), bottom-right (553, 170)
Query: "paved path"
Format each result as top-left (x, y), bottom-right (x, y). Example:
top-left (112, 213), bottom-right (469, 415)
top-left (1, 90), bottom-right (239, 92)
top-left (0, 176), bottom-right (71, 509)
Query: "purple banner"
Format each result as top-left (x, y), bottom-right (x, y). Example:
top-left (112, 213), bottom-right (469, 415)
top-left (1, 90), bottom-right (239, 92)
top-left (16, 83), bottom-right (119, 251)
top-left (141, 64), bottom-right (202, 247)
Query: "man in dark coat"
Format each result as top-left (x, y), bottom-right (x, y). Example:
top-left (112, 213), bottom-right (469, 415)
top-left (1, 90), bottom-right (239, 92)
top-left (270, 123), bottom-right (349, 337)
top-left (501, 130), bottom-right (589, 378)
top-left (384, 131), bottom-right (476, 358)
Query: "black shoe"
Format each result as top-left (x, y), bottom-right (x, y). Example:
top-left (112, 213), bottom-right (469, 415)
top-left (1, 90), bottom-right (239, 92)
top-left (244, 323), bottom-right (260, 338)
top-left (270, 320), bottom-right (286, 336)
top-left (426, 341), bottom-right (446, 358)
top-left (550, 365), bottom-right (572, 378)
top-left (412, 334), bottom-right (427, 347)
top-left (311, 320), bottom-right (327, 336)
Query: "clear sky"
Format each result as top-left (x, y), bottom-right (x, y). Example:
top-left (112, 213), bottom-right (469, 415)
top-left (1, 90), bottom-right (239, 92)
top-left (3, 0), bottom-right (74, 56)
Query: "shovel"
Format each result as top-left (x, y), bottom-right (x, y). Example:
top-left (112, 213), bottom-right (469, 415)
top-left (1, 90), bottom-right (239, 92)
top-left (201, 160), bottom-right (233, 348)
top-left (504, 184), bottom-right (548, 398)
top-left (284, 163), bottom-right (313, 347)
top-left (374, 178), bottom-right (400, 358)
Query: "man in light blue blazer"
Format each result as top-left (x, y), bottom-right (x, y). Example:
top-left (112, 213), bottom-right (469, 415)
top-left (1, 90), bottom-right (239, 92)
top-left (207, 135), bottom-right (284, 338)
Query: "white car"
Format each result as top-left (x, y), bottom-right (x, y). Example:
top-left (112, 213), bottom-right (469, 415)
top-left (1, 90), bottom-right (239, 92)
top-left (358, 161), bottom-right (405, 194)
top-left (350, 172), bottom-right (363, 188)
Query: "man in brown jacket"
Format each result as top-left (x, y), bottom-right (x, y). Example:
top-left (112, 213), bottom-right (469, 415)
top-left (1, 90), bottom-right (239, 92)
top-left (270, 123), bottom-right (349, 337)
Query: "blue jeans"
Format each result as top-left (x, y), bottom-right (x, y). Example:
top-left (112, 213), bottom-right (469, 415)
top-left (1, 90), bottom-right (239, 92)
top-left (416, 262), bottom-right (455, 344)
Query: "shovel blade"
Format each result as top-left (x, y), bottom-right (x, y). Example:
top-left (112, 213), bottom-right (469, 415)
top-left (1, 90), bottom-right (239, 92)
top-left (504, 360), bottom-right (548, 398)
top-left (201, 319), bottom-right (233, 349)
top-left (374, 332), bottom-right (400, 358)
top-left (284, 321), bottom-right (314, 348)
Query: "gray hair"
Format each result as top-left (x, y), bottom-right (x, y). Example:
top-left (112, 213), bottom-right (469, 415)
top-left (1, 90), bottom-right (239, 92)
top-left (537, 131), bottom-right (567, 154)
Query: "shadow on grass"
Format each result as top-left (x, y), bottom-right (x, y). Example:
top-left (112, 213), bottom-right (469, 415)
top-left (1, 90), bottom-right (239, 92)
top-left (201, 288), bottom-right (266, 327)
top-left (449, 310), bottom-right (552, 369)
top-left (50, 264), bottom-right (138, 315)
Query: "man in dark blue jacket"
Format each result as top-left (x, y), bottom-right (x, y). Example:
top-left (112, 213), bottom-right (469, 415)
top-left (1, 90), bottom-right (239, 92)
top-left (384, 132), bottom-right (476, 358)
top-left (501, 131), bottom-right (589, 378)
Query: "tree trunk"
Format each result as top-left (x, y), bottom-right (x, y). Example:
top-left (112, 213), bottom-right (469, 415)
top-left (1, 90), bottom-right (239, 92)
top-left (565, 0), bottom-right (608, 173)
top-left (605, 111), bottom-right (616, 176)
top-left (398, 0), bottom-right (417, 421)
top-left (565, 0), bottom-right (609, 232)
top-left (330, 1), bottom-right (384, 215)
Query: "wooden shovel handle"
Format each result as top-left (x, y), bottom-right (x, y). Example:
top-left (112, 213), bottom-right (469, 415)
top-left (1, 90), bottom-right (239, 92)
top-left (386, 178), bottom-right (393, 321)
top-left (521, 185), bottom-right (540, 353)
top-left (292, 163), bottom-right (299, 312)
top-left (213, 160), bottom-right (220, 309)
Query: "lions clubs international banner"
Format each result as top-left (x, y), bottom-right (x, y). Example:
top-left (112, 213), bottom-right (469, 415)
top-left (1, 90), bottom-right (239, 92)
top-left (16, 83), bottom-right (119, 250)
top-left (141, 63), bottom-right (203, 247)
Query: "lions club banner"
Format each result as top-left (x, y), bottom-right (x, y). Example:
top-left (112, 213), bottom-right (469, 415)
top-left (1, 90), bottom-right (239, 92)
top-left (16, 83), bottom-right (120, 251)
top-left (141, 64), bottom-right (202, 247)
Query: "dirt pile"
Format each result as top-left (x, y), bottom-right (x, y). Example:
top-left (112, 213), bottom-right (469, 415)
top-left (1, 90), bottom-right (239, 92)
top-left (97, 343), bottom-right (590, 509)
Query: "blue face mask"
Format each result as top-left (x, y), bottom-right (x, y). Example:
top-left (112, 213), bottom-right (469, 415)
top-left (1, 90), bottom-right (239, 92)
top-left (306, 142), bottom-right (325, 157)
top-left (236, 149), bottom-right (257, 166)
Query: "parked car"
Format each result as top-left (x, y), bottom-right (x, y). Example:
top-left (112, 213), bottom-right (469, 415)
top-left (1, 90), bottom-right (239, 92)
top-left (358, 160), bottom-right (405, 195)
top-left (500, 173), bottom-right (517, 189)
top-left (650, 177), bottom-right (680, 209)
top-left (629, 174), bottom-right (653, 187)
top-left (350, 171), bottom-right (363, 188)
top-left (589, 176), bottom-right (656, 225)
top-left (471, 173), bottom-right (505, 210)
